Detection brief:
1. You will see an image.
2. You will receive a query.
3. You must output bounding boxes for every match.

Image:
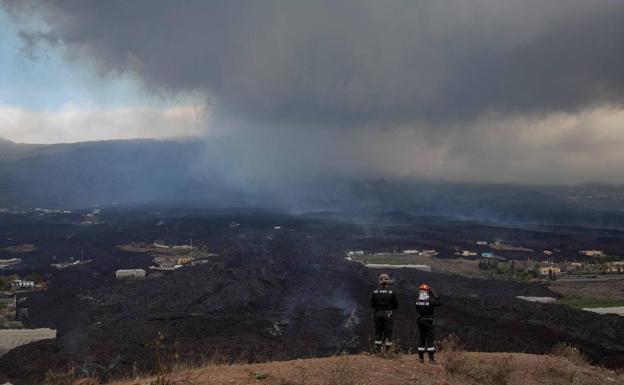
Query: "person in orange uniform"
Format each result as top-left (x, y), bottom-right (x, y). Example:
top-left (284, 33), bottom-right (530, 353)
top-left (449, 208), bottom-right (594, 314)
top-left (415, 283), bottom-right (441, 363)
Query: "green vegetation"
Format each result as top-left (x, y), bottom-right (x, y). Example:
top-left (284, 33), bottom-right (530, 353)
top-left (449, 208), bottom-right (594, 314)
top-left (593, 255), bottom-right (624, 263)
top-left (478, 260), bottom-right (539, 282)
top-left (0, 275), bottom-right (15, 291)
top-left (557, 296), bottom-right (624, 309)
top-left (251, 371), bottom-right (268, 380)
top-left (489, 242), bottom-right (533, 252)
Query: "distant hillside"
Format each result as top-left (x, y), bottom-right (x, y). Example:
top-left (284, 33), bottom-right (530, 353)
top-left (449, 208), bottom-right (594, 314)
top-left (1, 138), bottom-right (624, 228)
top-left (61, 351), bottom-right (624, 385)
top-left (0, 138), bottom-right (46, 161)
top-left (0, 139), bottom-right (241, 209)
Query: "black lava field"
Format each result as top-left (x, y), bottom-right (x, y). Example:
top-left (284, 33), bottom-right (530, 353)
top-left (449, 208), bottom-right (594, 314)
top-left (1, 208), bottom-right (624, 384)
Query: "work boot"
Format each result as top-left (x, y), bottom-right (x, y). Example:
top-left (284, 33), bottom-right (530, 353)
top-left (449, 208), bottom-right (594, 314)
top-left (418, 353), bottom-right (425, 364)
top-left (428, 352), bottom-right (436, 363)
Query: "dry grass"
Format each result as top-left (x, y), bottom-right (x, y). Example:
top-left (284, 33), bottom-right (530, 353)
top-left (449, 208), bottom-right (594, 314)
top-left (275, 364), bottom-right (309, 385)
top-left (42, 368), bottom-right (100, 385)
top-left (375, 341), bottom-right (403, 361)
top-left (74, 379), bottom-right (103, 385)
top-left (550, 343), bottom-right (588, 367)
top-left (439, 334), bottom-right (469, 375)
top-left (42, 369), bottom-right (77, 385)
top-left (322, 355), bottom-right (356, 385)
top-left (150, 333), bottom-right (178, 385)
top-left (439, 336), bottom-right (513, 385)
top-left (489, 358), bottom-right (513, 385)
top-left (542, 360), bottom-right (579, 385)
top-left (142, 332), bottom-right (205, 385)
top-left (95, 351), bottom-right (624, 385)
top-left (468, 356), bottom-right (512, 385)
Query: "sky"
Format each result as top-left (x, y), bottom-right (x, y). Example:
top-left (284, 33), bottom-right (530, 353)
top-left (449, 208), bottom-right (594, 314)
top-left (0, 7), bottom-right (204, 143)
top-left (1, 1), bottom-right (624, 185)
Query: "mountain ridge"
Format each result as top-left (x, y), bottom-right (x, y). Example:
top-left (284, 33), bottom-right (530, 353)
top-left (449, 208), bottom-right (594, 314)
top-left (1, 138), bottom-right (624, 229)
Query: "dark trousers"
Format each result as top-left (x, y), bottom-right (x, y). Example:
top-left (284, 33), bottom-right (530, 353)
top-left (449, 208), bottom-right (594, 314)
top-left (417, 318), bottom-right (435, 360)
top-left (373, 310), bottom-right (394, 348)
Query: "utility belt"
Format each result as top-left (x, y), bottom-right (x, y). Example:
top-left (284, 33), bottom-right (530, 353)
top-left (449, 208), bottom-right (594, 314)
top-left (374, 310), bottom-right (394, 318)
top-left (418, 316), bottom-right (434, 322)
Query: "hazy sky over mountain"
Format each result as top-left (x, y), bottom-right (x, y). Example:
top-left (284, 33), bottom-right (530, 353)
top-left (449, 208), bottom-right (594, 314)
top-left (2, 0), bottom-right (624, 184)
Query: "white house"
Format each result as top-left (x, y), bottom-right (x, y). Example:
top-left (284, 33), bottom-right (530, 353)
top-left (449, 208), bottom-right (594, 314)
top-left (115, 269), bottom-right (146, 279)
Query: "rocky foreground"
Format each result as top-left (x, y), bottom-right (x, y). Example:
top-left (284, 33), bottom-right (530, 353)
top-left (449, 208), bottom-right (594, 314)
top-left (95, 350), bottom-right (624, 385)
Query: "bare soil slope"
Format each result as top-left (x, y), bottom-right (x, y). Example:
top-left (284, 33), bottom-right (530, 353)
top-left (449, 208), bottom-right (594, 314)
top-left (105, 352), bottom-right (624, 385)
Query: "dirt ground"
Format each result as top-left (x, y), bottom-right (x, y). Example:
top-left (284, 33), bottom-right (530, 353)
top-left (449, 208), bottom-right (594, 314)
top-left (107, 352), bottom-right (624, 385)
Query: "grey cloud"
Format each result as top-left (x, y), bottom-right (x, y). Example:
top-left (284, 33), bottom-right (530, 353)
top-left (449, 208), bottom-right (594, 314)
top-left (4, 0), bottom-right (624, 189)
top-left (5, 0), bottom-right (624, 125)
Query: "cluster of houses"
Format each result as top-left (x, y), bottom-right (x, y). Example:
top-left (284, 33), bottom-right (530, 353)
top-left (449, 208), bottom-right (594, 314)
top-left (10, 279), bottom-right (35, 290)
top-left (0, 277), bottom-right (41, 293)
top-left (345, 249), bottom-right (438, 259)
top-left (347, 243), bottom-right (624, 281)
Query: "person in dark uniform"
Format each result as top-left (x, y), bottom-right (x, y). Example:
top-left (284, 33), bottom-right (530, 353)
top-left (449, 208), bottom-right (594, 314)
top-left (370, 273), bottom-right (399, 351)
top-left (415, 283), bottom-right (441, 363)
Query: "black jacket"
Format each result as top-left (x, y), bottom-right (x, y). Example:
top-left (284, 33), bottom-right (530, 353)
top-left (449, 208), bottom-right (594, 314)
top-left (371, 288), bottom-right (399, 311)
top-left (415, 292), bottom-right (441, 319)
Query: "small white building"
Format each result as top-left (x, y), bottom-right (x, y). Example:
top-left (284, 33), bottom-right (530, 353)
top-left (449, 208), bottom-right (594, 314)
top-left (606, 261), bottom-right (624, 273)
top-left (346, 250), bottom-right (365, 256)
top-left (456, 250), bottom-right (477, 257)
top-left (11, 279), bottom-right (35, 290)
top-left (115, 269), bottom-right (146, 279)
top-left (580, 250), bottom-right (604, 257)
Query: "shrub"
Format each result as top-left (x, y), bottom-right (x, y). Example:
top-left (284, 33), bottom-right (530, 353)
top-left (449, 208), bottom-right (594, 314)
top-left (551, 342), bottom-right (588, 366)
top-left (250, 370), bottom-right (268, 380)
top-left (439, 334), bottom-right (469, 375)
top-left (42, 368), bottom-right (77, 385)
top-left (542, 360), bottom-right (578, 385)
top-left (151, 332), bottom-right (180, 385)
top-left (378, 341), bottom-right (403, 360)
top-left (481, 356), bottom-right (512, 385)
